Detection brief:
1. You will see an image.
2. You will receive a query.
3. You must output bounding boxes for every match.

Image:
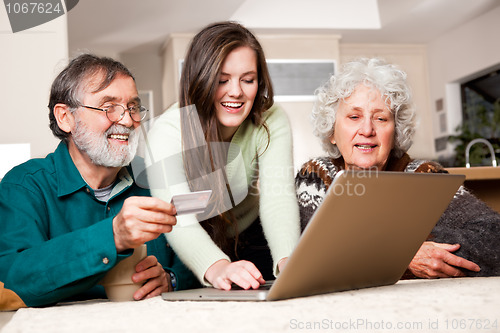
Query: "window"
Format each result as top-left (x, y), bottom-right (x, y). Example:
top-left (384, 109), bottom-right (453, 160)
top-left (451, 67), bottom-right (500, 166)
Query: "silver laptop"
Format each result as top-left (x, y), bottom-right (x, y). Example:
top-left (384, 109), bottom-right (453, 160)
top-left (162, 170), bottom-right (465, 302)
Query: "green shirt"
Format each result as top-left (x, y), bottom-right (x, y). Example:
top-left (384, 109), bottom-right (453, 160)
top-left (0, 142), bottom-right (197, 307)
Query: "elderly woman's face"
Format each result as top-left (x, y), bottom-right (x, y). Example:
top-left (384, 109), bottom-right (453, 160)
top-left (331, 84), bottom-right (395, 171)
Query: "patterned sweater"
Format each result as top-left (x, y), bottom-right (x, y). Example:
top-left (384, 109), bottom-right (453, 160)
top-left (295, 154), bottom-right (500, 277)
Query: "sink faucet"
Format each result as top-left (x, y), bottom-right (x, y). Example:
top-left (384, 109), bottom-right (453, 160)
top-left (465, 138), bottom-right (498, 168)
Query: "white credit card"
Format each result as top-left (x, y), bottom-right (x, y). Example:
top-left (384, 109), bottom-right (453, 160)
top-left (171, 190), bottom-right (212, 215)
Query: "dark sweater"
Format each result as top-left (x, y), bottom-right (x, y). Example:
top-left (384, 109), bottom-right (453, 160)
top-left (295, 154), bottom-right (500, 277)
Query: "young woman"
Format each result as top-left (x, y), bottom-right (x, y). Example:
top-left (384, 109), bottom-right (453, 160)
top-left (146, 22), bottom-right (300, 290)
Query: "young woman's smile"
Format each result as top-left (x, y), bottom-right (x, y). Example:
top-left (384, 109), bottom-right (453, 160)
top-left (214, 46), bottom-right (258, 141)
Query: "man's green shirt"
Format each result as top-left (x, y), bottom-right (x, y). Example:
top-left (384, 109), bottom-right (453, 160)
top-left (0, 142), bottom-right (197, 307)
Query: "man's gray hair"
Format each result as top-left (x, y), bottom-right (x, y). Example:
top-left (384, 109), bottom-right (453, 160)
top-left (48, 54), bottom-right (135, 142)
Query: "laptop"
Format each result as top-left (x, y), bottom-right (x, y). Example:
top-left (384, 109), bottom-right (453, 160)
top-left (162, 170), bottom-right (465, 302)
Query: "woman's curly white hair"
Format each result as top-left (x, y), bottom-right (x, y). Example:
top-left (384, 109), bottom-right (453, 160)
top-left (311, 58), bottom-right (416, 159)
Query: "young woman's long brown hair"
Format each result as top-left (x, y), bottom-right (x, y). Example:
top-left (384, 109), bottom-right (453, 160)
top-left (179, 21), bottom-right (274, 255)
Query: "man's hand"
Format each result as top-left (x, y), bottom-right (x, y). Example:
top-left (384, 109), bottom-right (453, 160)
top-left (204, 259), bottom-right (266, 290)
top-left (409, 241), bottom-right (481, 278)
top-left (113, 197), bottom-right (177, 252)
top-left (132, 255), bottom-right (171, 300)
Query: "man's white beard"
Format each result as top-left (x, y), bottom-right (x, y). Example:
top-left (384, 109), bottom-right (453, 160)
top-left (72, 115), bottom-right (138, 167)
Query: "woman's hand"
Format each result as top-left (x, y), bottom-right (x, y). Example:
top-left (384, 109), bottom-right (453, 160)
top-left (409, 241), bottom-right (480, 278)
top-left (277, 257), bottom-right (288, 273)
top-left (204, 259), bottom-right (265, 290)
top-left (131, 255), bottom-right (171, 300)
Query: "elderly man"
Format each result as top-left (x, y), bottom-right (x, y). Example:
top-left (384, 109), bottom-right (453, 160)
top-left (0, 54), bottom-right (196, 307)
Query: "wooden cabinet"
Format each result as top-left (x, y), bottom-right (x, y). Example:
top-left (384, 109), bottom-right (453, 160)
top-left (446, 167), bottom-right (500, 214)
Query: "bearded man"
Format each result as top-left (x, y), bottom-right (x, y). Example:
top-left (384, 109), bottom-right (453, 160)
top-left (0, 54), bottom-right (196, 308)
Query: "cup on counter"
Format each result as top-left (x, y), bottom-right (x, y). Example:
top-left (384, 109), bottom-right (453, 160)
top-left (100, 244), bottom-right (147, 302)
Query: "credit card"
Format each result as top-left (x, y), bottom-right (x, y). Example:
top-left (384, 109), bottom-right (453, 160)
top-left (171, 190), bottom-right (212, 215)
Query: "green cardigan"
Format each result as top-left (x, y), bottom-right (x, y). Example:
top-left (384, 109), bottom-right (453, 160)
top-left (146, 104), bottom-right (300, 284)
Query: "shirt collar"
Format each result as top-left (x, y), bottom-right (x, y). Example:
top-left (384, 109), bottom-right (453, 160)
top-left (110, 167), bottom-right (134, 198)
top-left (54, 142), bottom-right (134, 198)
top-left (54, 142), bottom-right (88, 197)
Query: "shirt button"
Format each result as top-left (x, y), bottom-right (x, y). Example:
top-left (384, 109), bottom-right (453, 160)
top-left (102, 257), bottom-right (109, 265)
top-left (86, 188), bottom-right (90, 193)
top-left (107, 207), bottom-right (111, 211)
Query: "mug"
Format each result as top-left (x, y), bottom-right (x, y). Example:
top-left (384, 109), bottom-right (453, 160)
top-left (100, 244), bottom-right (147, 302)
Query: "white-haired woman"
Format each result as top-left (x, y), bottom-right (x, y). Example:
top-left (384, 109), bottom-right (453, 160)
top-left (296, 58), bottom-right (500, 278)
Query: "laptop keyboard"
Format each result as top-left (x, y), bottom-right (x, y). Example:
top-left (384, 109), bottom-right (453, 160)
top-left (231, 280), bottom-right (274, 290)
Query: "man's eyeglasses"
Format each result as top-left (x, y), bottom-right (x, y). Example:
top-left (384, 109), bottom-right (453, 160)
top-left (80, 104), bottom-right (148, 123)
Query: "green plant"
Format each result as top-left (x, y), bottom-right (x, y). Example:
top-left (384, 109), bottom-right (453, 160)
top-left (448, 98), bottom-right (500, 167)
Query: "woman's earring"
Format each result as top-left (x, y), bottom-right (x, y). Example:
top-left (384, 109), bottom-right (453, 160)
top-left (329, 134), bottom-right (336, 145)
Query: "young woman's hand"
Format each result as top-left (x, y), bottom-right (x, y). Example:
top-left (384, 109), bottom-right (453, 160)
top-left (205, 259), bottom-right (265, 290)
top-left (277, 257), bottom-right (288, 273)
